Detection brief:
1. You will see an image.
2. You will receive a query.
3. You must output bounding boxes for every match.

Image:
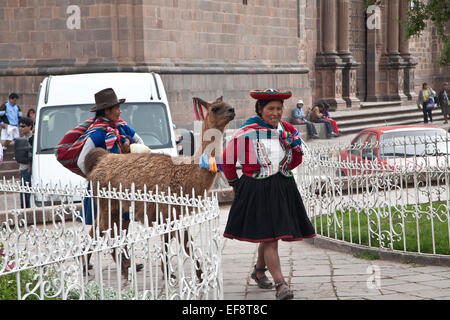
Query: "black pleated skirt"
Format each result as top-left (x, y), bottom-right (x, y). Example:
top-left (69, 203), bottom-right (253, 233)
top-left (223, 172), bottom-right (316, 243)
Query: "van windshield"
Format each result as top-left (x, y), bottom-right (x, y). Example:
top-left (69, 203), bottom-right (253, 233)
top-left (37, 103), bottom-right (173, 154)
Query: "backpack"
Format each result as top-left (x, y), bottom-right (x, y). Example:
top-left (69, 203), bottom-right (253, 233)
top-left (14, 137), bottom-right (32, 164)
top-left (425, 97), bottom-right (436, 112)
top-left (55, 119), bottom-right (94, 178)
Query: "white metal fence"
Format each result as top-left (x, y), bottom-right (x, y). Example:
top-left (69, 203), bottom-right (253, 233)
top-left (297, 133), bottom-right (450, 256)
top-left (0, 181), bottom-right (222, 300)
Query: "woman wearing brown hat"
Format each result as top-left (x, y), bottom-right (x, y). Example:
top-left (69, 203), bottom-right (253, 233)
top-left (76, 88), bottom-right (144, 175)
top-left (75, 88), bottom-right (145, 272)
top-left (76, 88), bottom-right (144, 224)
top-left (221, 89), bottom-right (316, 300)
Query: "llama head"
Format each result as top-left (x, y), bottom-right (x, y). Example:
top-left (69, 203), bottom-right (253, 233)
top-left (193, 96), bottom-right (235, 132)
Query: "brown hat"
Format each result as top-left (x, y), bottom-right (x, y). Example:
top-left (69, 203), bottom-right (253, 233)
top-left (90, 88), bottom-right (126, 112)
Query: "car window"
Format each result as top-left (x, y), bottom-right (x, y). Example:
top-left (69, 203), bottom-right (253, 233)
top-left (362, 134), bottom-right (378, 159)
top-left (379, 130), bottom-right (450, 158)
top-left (350, 133), bottom-right (369, 156)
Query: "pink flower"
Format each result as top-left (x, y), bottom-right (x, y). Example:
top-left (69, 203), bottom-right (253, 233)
top-left (6, 261), bottom-right (14, 271)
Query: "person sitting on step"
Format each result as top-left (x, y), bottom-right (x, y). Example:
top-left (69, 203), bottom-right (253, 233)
top-left (320, 102), bottom-right (340, 136)
top-left (290, 99), bottom-right (320, 139)
top-left (310, 103), bottom-right (338, 139)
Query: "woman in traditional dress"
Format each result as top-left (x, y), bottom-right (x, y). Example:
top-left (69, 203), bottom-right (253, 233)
top-left (74, 88), bottom-right (144, 272)
top-left (221, 89), bottom-right (316, 300)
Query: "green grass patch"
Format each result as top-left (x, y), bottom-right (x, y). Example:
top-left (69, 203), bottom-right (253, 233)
top-left (313, 202), bottom-right (450, 255)
top-left (0, 267), bottom-right (41, 300)
top-left (0, 244), bottom-right (59, 300)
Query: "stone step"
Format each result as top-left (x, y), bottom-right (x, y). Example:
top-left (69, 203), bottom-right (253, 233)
top-left (330, 102), bottom-right (447, 136)
top-left (0, 169), bottom-right (20, 180)
top-left (1, 160), bottom-right (20, 171)
top-left (332, 104), bottom-right (420, 122)
top-left (339, 114), bottom-right (446, 135)
top-left (359, 101), bottom-right (402, 109)
top-left (337, 109), bottom-right (424, 128)
top-left (2, 149), bottom-right (15, 161)
top-left (1, 143), bottom-right (20, 179)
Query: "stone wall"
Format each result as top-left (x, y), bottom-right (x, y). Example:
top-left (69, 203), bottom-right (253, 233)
top-left (0, 0), bottom-right (448, 125)
top-left (162, 72), bottom-right (310, 129)
top-left (409, 20), bottom-right (450, 94)
top-left (0, 0), bottom-right (310, 126)
top-left (141, 0), bottom-right (300, 64)
top-left (138, 0), bottom-right (310, 126)
top-left (0, 0), bottom-right (124, 114)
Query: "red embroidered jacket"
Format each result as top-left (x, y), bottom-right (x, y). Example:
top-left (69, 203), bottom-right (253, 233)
top-left (221, 117), bottom-right (303, 186)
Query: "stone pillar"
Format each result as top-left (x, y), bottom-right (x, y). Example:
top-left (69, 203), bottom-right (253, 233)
top-left (399, 0), bottom-right (417, 100)
top-left (323, 0), bottom-right (337, 54)
top-left (387, 0), bottom-right (400, 55)
top-left (365, 3), bottom-right (379, 102)
top-left (398, 0), bottom-right (409, 55)
top-left (338, 0), bottom-right (350, 55)
top-left (315, 0), bottom-right (346, 110)
top-left (381, 0), bottom-right (407, 101)
top-left (338, 0), bottom-right (360, 108)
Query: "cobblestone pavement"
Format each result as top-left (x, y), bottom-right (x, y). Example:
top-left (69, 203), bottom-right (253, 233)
top-left (219, 205), bottom-right (450, 300)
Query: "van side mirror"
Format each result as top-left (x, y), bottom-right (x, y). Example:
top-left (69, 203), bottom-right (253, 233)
top-left (175, 128), bottom-right (194, 157)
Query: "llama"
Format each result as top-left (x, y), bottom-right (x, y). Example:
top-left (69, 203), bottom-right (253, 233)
top-left (83, 96), bottom-right (235, 277)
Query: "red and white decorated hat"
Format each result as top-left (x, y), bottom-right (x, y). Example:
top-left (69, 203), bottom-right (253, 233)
top-left (250, 89), bottom-right (292, 101)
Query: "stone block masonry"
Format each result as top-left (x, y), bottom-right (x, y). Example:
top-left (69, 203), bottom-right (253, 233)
top-left (0, 0), bottom-right (311, 122)
top-left (0, 1), bottom-right (447, 123)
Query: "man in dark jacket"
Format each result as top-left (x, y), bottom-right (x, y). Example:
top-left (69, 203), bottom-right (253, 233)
top-left (436, 82), bottom-right (450, 124)
top-left (16, 117), bottom-right (33, 208)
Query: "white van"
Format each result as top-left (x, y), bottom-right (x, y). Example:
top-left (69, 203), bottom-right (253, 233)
top-left (32, 72), bottom-right (178, 205)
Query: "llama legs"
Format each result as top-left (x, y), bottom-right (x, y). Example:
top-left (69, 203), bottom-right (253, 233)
top-left (182, 229), bottom-right (203, 281)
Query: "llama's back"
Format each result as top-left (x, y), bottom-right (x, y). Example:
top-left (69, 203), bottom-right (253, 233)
top-left (87, 152), bottom-right (177, 193)
top-left (86, 152), bottom-right (204, 224)
top-left (87, 151), bottom-right (216, 195)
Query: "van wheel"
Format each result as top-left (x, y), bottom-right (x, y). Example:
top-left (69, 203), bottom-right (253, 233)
top-left (336, 169), bottom-right (346, 176)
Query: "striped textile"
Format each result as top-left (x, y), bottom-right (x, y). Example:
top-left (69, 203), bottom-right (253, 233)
top-left (233, 116), bottom-right (303, 154)
top-left (193, 98), bottom-right (205, 121)
top-left (56, 117), bottom-right (127, 177)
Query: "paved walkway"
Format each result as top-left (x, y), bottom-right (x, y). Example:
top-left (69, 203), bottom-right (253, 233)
top-left (219, 205), bottom-right (450, 300)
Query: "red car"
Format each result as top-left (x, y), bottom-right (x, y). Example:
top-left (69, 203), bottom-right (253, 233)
top-left (339, 125), bottom-right (450, 176)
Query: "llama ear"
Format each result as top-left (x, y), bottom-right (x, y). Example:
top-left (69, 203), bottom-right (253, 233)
top-left (215, 96), bottom-right (223, 102)
top-left (193, 97), bottom-right (210, 108)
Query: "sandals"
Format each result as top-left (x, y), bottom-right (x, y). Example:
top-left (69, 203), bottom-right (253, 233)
top-left (250, 265), bottom-right (294, 300)
top-left (275, 281), bottom-right (294, 300)
top-left (251, 265), bottom-right (273, 289)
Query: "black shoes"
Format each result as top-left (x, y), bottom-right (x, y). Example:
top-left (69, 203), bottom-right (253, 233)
top-left (327, 133), bottom-right (339, 138)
